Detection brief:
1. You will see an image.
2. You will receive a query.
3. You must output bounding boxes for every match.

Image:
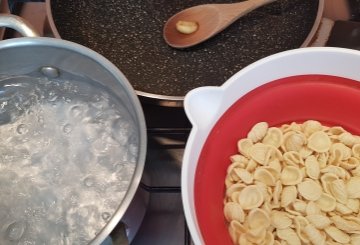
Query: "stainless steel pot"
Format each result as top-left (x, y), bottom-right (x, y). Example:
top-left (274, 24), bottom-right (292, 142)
top-left (0, 14), bottom-right (146, 245)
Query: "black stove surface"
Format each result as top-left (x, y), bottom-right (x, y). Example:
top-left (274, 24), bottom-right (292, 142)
top-left (131, 133), bottom-right (191, 245)
top-left (115, 103), bottom-right (191, 245)
top-left (131, 103), bottom-right (191, 245)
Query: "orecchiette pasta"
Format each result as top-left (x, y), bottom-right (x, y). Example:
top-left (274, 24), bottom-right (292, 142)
top-left (224, 120), bottom-right (360, 245)
top-left (263, 127), bottom-right (283, 148)
top-left (247, 122), bottom-right (268, 143)
top-left (306, 214), bottom-right (332, 229)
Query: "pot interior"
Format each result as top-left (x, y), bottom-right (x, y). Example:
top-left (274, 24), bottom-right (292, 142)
top-left (0, 39), bottom-right (145, 244)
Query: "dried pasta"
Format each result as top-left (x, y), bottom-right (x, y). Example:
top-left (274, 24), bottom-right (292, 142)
top-left (224, 120), bottom-right (360, 245)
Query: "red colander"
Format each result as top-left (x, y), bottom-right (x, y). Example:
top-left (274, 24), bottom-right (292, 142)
top-left (182, 47), bottom-right (360, 245)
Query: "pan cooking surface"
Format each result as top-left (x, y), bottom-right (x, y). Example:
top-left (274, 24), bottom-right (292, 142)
top-left (51, 0), bottom-right (318, 97)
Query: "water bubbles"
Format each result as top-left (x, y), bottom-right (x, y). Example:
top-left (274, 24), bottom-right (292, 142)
top-left (37, 115), bottom-right (44, 124)
top-left (16, 124), bottom-right (28, 135)
top-left (129, 143), bottom-right (139, 156)
top-left (48, 92), bottom-right (58, 102)
top-left (6, 221), bottom-right (26, 241)
top-left (0, 101), bottom-right (8, 113)
top-left (40, 66), bottom-right (60, 78)
top-left (22, 138), bottom-right (29, 143)
top-left (78, 207), bottom-right (89, 218)
top-left (40, 138), bottom-right (52, 148)
top-left (0, 73), bottom-right (140, 244)
top-left (69, 105), bottom-right (83, 118)
top-left (63, 97), bottom-right (72, 103)
top-left (114, 163), bottom-right (124, 172)
top-left (101, 212), bottom-right (111, 221)
top-left (82, 123), bottom-right (101, 143)
top-left (111, 119), bottom-right (136, 146)
top-left (21, 240), bottom-right (36, 245)
top-left (92, 138), bottom-right (110, 154)
top-left (92, 99), bottom-right (108, 110)
top-left (62, 123), bottom-right (72, 134)
top-left (84, 176), bottom-right (95, 187)
top-left (15, 102), bottom-right (23, 112)
top-left (112, 118), bottom-right (130, 131)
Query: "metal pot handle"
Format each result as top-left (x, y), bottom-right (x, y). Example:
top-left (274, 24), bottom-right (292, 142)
top-left (0, 14), bottom-right (39, 37)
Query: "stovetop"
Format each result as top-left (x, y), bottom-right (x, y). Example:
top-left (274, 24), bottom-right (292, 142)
top-left (130, 131), bottom-right (191, 245)
top-left (128, 104), bottom-right (192, 245)
top-left (0, 1), bottom-right (360, 245)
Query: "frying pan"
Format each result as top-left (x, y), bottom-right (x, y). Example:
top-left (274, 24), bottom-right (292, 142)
top-left (182, 47), bottom-right (360, 244)
top-left (45, 0), bottom-right (324, 106)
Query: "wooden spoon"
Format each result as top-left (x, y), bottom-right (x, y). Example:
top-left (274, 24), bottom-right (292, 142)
top-left (163, 0), bottom-right (277, 48)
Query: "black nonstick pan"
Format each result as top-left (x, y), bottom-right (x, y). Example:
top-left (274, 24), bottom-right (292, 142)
top-left (46, 0), bottom-right (323, 106)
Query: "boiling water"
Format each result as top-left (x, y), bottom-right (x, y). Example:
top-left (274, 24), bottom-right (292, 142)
top-left (0, 72), bottom-right (139, 244)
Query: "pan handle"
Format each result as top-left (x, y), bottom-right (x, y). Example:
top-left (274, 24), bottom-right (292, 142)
top-left (0, 14), bottom-right (39, 37)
